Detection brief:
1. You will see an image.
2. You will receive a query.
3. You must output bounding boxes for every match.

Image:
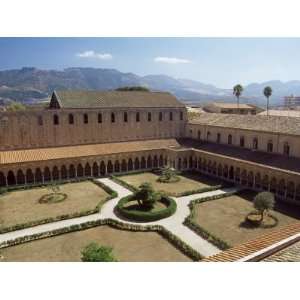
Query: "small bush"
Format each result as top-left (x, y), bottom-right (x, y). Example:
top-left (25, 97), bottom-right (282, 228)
top-left (253, 192), bottom-right (275, 222)
top-left (81, 242), bottom-right (117, 262)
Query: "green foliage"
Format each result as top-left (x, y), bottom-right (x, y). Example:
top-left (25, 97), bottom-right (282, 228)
top-left (263, 86), bottom-right (272, 98)
top-left (253, 192), bottom-right (275, 222)
top-left (6, 101), bottom-right (26, 111)
top-left (81, 242), bottom-right (117, 262)
top-left (157, 167), bottom-right (180, 183)
top-left (233, 84), bottom-right (243, 98)
top-left (135, 182), bottom-right (161, 209)
top-left (117, 194), bottom-right (177, 222)
top-left (115, 86), bottom-right (149, 92)
top-left (47, 182), bottom-right (61, 195)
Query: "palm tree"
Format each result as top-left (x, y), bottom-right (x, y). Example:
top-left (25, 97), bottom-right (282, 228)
top-left (263, 86), bottom-right (272, 116)
top-left (233, 84), bottom-right (243, 114)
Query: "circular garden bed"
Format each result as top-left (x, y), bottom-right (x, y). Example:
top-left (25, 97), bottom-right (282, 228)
top-left (157, 175), bottom-right (180, 183)
top-left (245, 211), bottom-right (278, 228)
top-left (39, 193), bottom-right (67, 204)
top-left (117, 194), bottom-right (177, 222)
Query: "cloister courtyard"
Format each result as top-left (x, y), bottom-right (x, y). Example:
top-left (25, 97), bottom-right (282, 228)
top-left (0, 170), bottom-right (299, 262)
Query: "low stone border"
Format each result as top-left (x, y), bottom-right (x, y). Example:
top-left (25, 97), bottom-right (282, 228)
top-left (0, 179), bottom-right (118, 234)
top-left (183, 192), bottom-right (237, 250)
top-left (117, 194), bottom-right (177, 222)
top-left (0, 218), bottom-right (203, 261)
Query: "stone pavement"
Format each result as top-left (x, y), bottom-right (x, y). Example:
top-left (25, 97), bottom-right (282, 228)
top-left (0, 178), bottom-right (239, 258)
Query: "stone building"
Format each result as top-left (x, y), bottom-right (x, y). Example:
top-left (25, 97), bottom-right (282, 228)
top-left (203, 102), bottom-right (258, 114)
top-left (1, 90), bottom-right (300, 205)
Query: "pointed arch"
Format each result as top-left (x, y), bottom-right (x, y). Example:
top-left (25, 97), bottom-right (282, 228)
top-left (61, 165), bottom-right (68, 179)
top-left (44, 167), bottom-right (51, 182)
top-left (255, 173), bottom-right (261, 189)
top-left (287, 181), bottom-right (295, 199)
top-left (153, 155), bottom-right (158, 168)
top-left (147, 155), bottom-right (153, 169)
top-left (92, 162), bottom-right (99, 177)
top-left (69, 164), bottom-right (76, 178)
top-left (77, 164), bottom-right (84, 177)
top-left (26, 169), bottom-right (34, 184)
top-left (7, 171), bottom-right (16, 185)
top-left (35, 168), bottom-right (43, 183)
top-left (159, 155), bottom-right (164, 167)
top-left (121, 159), bottom-right (127, 172)
top-left (107, 161), bottom-right (113, 173)
top-left (100, 161), bottom-right (106, 176)
top-left (114, 160), bottom-right (120, 173)
top-left (178, 158), bottom-right (182, 170)
top-left (17, 169), bottom-right (25, 185)
top-left (141, 157), bottom-right (146, 169)
top-left (128, 158), bottom-right (133, 171)
top-left (0, 172), bottom-right (6, 186)
top-left (134, 157), bottom-right (140, 170)
top-left (52, 166), bottom-right (59, 181)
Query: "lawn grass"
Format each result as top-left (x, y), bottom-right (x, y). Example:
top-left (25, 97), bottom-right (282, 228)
top-left (193, 190), bottom-right (300, 246)
top-left (118, 172), bottom-right (222, 196)
top-left (0, 225), bottom-right (192, 262)
top-left (0, 181), bottom-right (109, 231)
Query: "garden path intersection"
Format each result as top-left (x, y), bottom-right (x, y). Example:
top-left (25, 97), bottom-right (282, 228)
top-left (0, 178), bottom-right (239, 258)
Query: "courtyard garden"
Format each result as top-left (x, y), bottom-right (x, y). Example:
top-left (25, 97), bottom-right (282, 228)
top-left (0, 225), bottom-right (192, 262)
top-left (0, 180), bottom-right (114, 233)
top-left (115, 170), bottom-right (224, 196)
top-left (190, 190), bottom-right (300, 247)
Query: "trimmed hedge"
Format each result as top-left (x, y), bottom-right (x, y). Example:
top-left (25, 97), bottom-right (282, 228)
top-left (0, 218), bottom-right (203, 261)
top-left (110, 175), bottom-right (138, 192)
top-left (0, 179), bottom-right (118, 234)
top-left (117, 194), bottom-right (177, 222)
top-left (175, 185), bottom-right (223, 197)
top-left (183, 192), bottom-right (237, 250)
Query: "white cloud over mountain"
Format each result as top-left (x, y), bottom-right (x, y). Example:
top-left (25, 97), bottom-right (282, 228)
top-left (76, 51), bottom-right (112, 60)
top-left (154, 56), bottom-right (191, 64)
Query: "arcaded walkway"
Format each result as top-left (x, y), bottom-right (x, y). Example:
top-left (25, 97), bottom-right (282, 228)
top-left (0, 178), bottom-right (238, 258)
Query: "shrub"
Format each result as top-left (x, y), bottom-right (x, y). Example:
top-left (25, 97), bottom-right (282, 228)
top-left (135, 182), bottom-right (161, 209)
top-left (117, 194), bottom-right (177, 222)
top-left (81, 242), bottom-right (117, 262)
top-left (157, 167), bottom-right (180, 183)
top-left (253, 192), bottom-right (275, 222)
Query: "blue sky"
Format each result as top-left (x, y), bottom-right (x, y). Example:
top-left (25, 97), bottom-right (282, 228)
top-left (0, 37), bottom-right (300, 88)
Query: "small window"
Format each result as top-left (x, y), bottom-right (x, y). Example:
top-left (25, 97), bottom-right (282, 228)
top-left (207, 131), bottom-right (211, 141)
top-left (37, 116), bottom-right (43, 126)
top-left (69, 114), bottom-right (74, 125)
top-left (111, 113), bottom-right (115, 123)
top-left (190, 129), bottom-right (193, 137)
top-left (253, 138), bottom-right (258, 149)
top-left (53, 114), bottom-right (59, 125)
top-left (284, 142), bottom-right (290, 156)
top-left (267, 141), bottom-right (273, 152)
top-left (228, 134), bottom-right (232, 145)
top-left (217, 133), bottom-right (221, 143)
top-left (136, 112), bottom-right (140, 122)
top-left (198, 130), bottom-right (201, 140)
top-left (240, 136), bottom-right (245, 147)
top-left (148, 112), bottom-right (152, 122)
top-left (83, 114), bottom-right (88, 124)
top-left (98, 113), bottom-right (102, 123)
top-left (124, 112), bottom-right (128, 123)
top-left (180, 111), bottom-right (183, 121)
top-left (169, 111), bottom-right (173, 121)
top-left (159, 112), bottom-right (163, 121)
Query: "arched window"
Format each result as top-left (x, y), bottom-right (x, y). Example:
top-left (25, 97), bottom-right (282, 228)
top-left (284, 142), bottom-right (290, 156)
top-left (253, 137), bottom-right (258, 150)
top-left (111, 113), bottom-right (115, 123)
top-left (228, 134), bottom-right (232, 145)
top-left (169, 111), bottom-right (173, 121)
top-left (83, 113), bottom-right (88, 124)
top-left (267, 140), bottom-right (273, 152)
top-left (136, 112), bottom-right (140, 122)
top-left (240, 136), bottom-right (245, 147)
top-left (207, 131), bottom-right (211, 141)
top-left (53, 114), bottom-right (59, 125)
top-left (98, 113), bottom-right (102, 123)
top-left (124, 112), bottom-right (128, 122)
top-left (198, 130), bottom-right (201, 140)
top-left (148, 112), bottom-right (152, 122)
top-left (180, 111), bottom-right (183, 120)
top-left (159, 112), bottom-right (163, 121)
top-left (69, 114), bottom-right (74, 124)
top-left (37, 116), bottom-right (43, 126)
top-left (190, 129), bottom-right (193, 137)
top-left (217, 133), bottom-right (221, 143)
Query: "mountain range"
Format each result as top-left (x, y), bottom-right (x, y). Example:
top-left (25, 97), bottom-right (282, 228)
top-left (0, 67), bottom-right (298, 107)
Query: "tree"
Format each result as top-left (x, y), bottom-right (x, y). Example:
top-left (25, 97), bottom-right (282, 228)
top-left (47, 182), bottom-right (60, 195)
top-left (233, 84), bottom-right (243, 113)
top-left (81, 243), bottom-right (117, 262)
top-left (263, 86), bottom-right (272, 116)
top-left (6, 101), bottom-right (26, 111)
top-left (253, 192), bottom-right (275, 222)
top-left (115, 86), bottom-right (149, 92)
top-left (135, 182), bottom-right (161, 209)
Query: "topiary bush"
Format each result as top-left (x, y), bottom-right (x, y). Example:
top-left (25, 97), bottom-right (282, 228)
top-left (81, 242), bottom-right (117, 262)
top-left (157, 167), bottom-right (180, 183)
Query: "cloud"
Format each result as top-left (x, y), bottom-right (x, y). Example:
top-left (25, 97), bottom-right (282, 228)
top-left (154, 56), bottom-right (191, 64)
top-left (76, 50), bottom-right (112, 60)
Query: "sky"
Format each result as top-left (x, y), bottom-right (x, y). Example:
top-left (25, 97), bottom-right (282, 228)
top-left (0, 37), bottom-right (300, 88)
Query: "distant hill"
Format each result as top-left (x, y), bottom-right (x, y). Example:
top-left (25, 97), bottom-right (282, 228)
top-left (0, 67), bottom-right (298, 107)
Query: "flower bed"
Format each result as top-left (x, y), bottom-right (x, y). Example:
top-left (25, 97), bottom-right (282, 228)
top-left (117, 194), bottom-right (177, 222)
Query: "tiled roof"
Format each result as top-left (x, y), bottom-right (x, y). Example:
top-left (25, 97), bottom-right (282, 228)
top-left (203, 222), bottom-right (300, 262)
top-left (189, 113), bottom-right (300, 136)
top-left (0, 139), bottom-right (180, 165)
top-left (263, 240), bottom-right (300, 261)
top-left (52, 90), bottom-right (185, 109)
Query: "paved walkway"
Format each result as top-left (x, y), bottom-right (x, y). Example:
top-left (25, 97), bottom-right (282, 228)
top-left (0, 178), bottom-right (238, 258)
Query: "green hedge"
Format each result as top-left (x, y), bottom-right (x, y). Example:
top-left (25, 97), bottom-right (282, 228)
top-left (0, 179), bottom-right (118, 234)
top-left (0, 218), bottom-right (202, 261)
top-left (117, 194), bottom-right (177, 222)
top-left (110, 175), bottom-right (138, 192)
top-left (183, 192), bottom-right (237, 250)
top-left (175, 185), bottom-right (223, 197)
